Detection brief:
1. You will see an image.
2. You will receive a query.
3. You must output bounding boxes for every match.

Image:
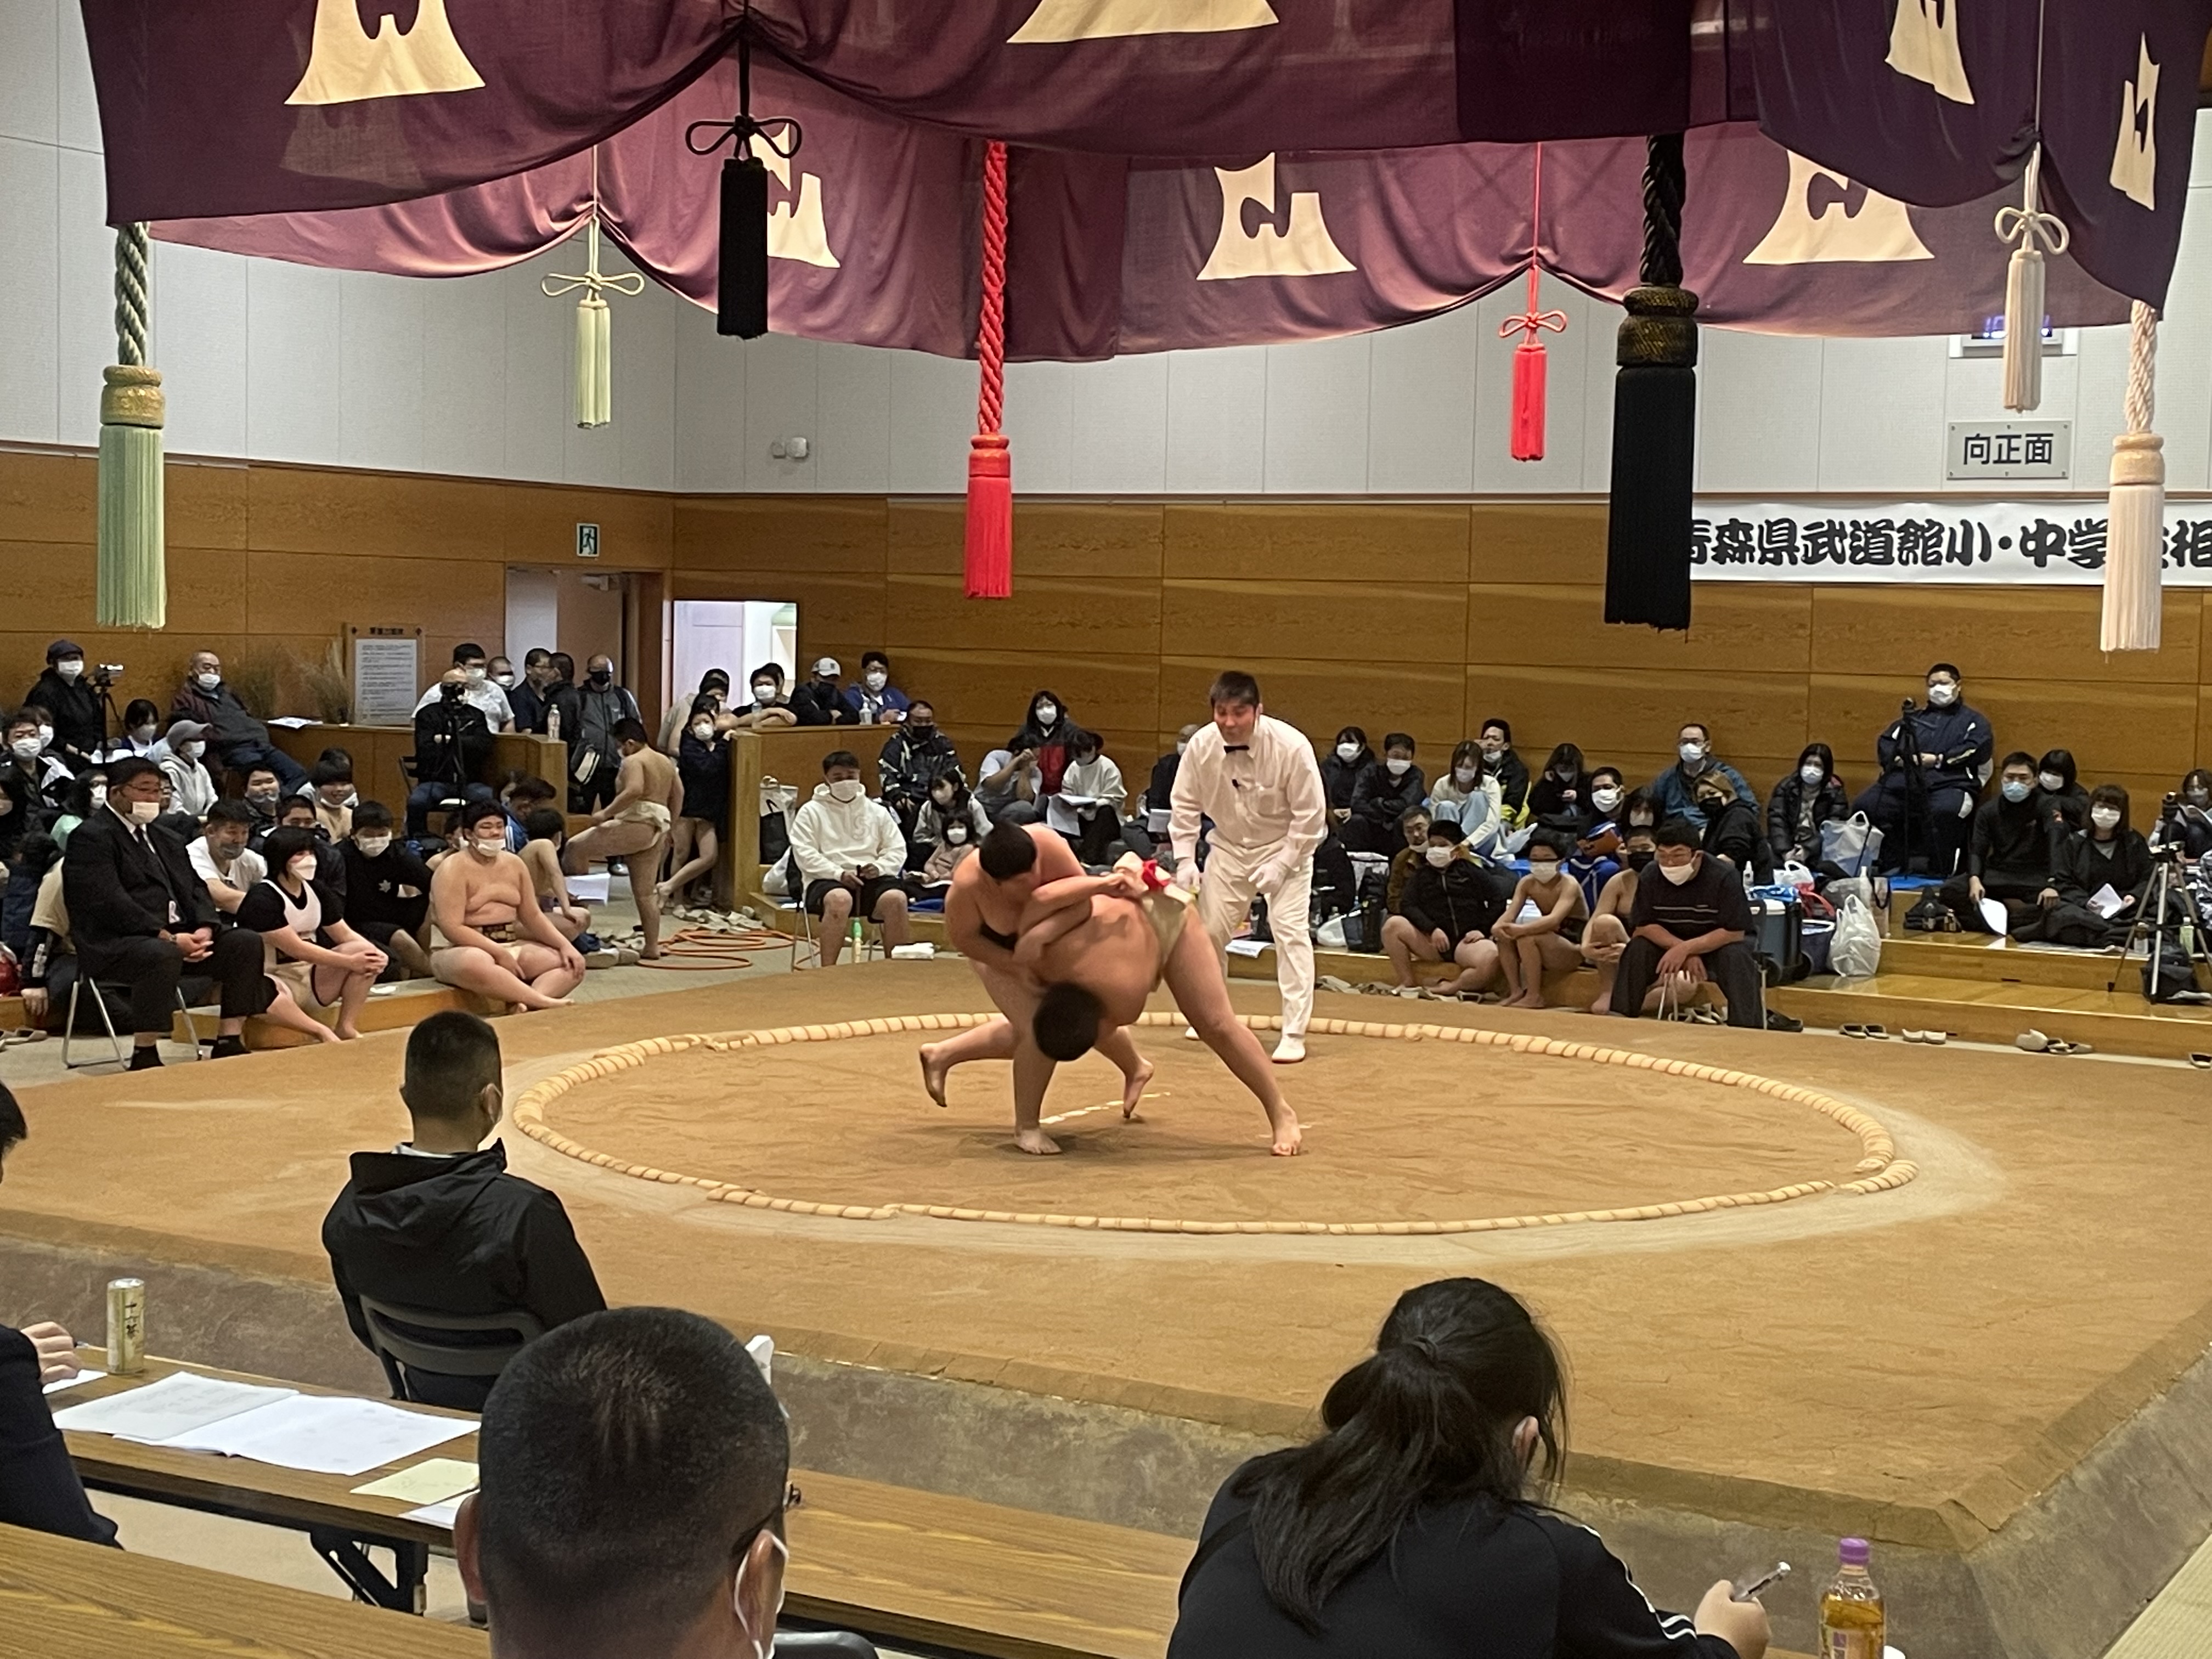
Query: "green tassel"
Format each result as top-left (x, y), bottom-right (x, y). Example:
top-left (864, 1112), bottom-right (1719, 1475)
top-left (98, 365), bottom-right (166, 630)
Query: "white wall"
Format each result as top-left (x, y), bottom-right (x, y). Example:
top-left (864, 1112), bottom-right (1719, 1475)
top-left (5, 0), bottom-right (2211, 502)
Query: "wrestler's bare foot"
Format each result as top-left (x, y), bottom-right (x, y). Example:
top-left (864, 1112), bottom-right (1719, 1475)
top-left (513, 995), bottom-right (573, 1013)
top-left (919, 1043), bottom-right (952, 1109)
top-left (1120, 1056), bottom-right (1155, 1120)
top-left (1267, 1103), bottom-right (1302, 1157)
top-left (334, 1023), bottom-right (362, 1041)
top-left (638, 945), bottom-right (663, 961)
top-left (1015, 1128), bottom-right (1063, 1155)
top-left (1588, 996), bottom-right (1613, 1015)
top-left (1504, 992), bottom-right (1544, 1010)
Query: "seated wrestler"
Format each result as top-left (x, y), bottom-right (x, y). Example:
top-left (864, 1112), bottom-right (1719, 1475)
top-left (561, 718), bottom-right (678, 961)
top-left (1018, 857), bottom-right (1301, 1156)
top-left (431, 799), bottom-right (586, 1012)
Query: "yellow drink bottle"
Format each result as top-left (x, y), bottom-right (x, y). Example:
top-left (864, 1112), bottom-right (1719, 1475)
top-left (1820, 1537), bottom-right (1884, 1659)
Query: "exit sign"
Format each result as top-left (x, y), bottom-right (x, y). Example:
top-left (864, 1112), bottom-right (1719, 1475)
top-left (576, 522), bottom-right (601, 559)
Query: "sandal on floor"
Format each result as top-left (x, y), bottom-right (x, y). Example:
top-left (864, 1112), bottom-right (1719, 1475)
top-left (2190, 1053), bottom-right (2212, 1069)
top-left (2016, 1029), bottom-right (2052, 1052)
top-left (1923, 1030), bottom-right (1950, 1045)
top-left (2047, 1039), bottom-right (2094, 1057)
top-left (1901, 1029), bottom-right (1926, 1043)
top-left (1861, 1024), bottom-right (1890, 1040)
top-left (1841, 1024), bottom-right (1868, 1039)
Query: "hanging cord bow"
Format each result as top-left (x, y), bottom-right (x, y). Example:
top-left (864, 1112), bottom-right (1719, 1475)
top-left (1992, 145), bottom-right (2068, 412)
top-left (543, 154), bottom-right (646, 429)
top-left (686, 27), bottom-right (801, 338)
top-left (1497, 144), bottom-right (1567, 462)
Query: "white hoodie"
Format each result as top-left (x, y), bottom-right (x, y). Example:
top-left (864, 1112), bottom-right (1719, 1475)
top-left (790, 781), bottom-right (907, 882)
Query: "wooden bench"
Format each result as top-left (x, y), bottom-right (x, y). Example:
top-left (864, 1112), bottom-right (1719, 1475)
top-left (171, 977), bottom-right (499, 1049)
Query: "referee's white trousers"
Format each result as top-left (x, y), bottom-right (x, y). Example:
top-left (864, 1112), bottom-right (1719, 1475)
top-left (1196, 840), bottom-right (1313, 1040)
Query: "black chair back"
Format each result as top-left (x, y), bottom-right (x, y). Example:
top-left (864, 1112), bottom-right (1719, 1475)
top-left (357, 1297), bottom-right (545, 1404)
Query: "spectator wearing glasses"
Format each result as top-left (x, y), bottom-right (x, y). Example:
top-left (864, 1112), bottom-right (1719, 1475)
top-left (413, 642), bottom-right (515, 732)
top-left (1646, 723), bottom-right (1753, 834)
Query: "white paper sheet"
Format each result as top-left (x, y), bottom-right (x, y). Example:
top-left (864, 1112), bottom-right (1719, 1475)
top-left (351, 1457), bottom-right (479, 1504)
top-left (2089, 883), bottom-right (2125, 919)
top-left (403, 1497), bottom-right (466, 1530)
top-left (1978, 897), bottom-right (2011, 935)
top-left (565, 872), bottom-right (611, 902)
top-left (1226, 937), bottom-right (1269, 957)
top-left (155, 1393), bottom-right (470, 1477)
top-left (52, 1372), bottom-right (296, 1440)
top-left (42, 1367), bottom-right (105, 1396)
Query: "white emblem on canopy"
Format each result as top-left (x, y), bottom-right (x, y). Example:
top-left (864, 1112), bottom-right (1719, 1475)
top-left (749, 137), bottom-right (840, 268)
top-left (2111, 36), bottom-right (2159, 210)
top-left (1009, 0), bottom-right (1277, 44)
top-left (1198, 155), bottom-right (1356, 281)
top-left (1885, 0), bottom-right (1974, 104)
top-left (287, 0), bottom-right (484, 106)
top-left (1744, 152), bottom-right (1934, 265)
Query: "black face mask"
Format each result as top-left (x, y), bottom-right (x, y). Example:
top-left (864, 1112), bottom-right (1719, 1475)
top-left (1626, 849), bottom-right (1656, 872)
top-left (439, 682), bottom-right (464, 699)
top-left (588, 670), bottom-right (612, 686)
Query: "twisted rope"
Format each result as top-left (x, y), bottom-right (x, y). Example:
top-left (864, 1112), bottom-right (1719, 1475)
top-left (2125, 300), bottom-right (2157, 435)
top-left (115, 223), bottom-right (149, 368)
top-left (975, 139), bottom-right (1008, 436)
top-left (1639, 134), bottom-right (1685, 289)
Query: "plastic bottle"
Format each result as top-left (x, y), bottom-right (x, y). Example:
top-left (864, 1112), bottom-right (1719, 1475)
top-left (546, 705), bottom-right (562, 742)
top-left (850, 918), bottom-right (865, 961)
top-left (1819, 1538), bottom-right (1884, 1659)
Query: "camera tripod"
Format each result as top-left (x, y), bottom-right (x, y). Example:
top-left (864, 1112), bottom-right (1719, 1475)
top-left (2107, 839), bottom-right (2212, 1001)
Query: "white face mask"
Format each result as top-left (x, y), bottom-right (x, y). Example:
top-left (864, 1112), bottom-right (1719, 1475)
top-left (752, 685), bottom-right (777, 705)
top-left (733, 1530), bottom-right (790, 1659)
top-left (1424, 844), bottom-right (1453, 867)
top-left (1678, 742), bottom-right (1707, 768)
top-left (1527, 859), bottom-right (1560, 881)
top-left (1385, 758), bottom-right (1412, 777)
top-left (1453, 766), bottom-right (1478, 787)
top-left (131, 724), bottom-right (156, 743)
top-left (692, 721), bottom-right (715, 741)
top-left (57, 659), bottom-right (83, 680)
top-left (1927, 682), bottom-right (1958, 707)
top-left (2001, 780), bottom-right (2032, 803)
top-left (464, 665), bottom-right (486, 683)
top-left (2038, 771), bottom-right (2064, 793)
top-left (180, 741), bottom-right (204, 761)
top-left (1335, 742), bottom-right (1360, 763)
top-left (946, 825), bottom-right (968, 844)
top-left (2091, 806), bottom-right (2121, 831)
top-left (1034, 703), bottom-right (1058, 726)
top-left (1658, 857), bottom-right (1697, 885)
top-left (864, 671), bottom-right (888, 691)
top-left (89, 785), bottom-right (108, 808)
top-left (356, 833), bottom-right (392, 857)
top-left (127, 798), bottom-right (161, 825)
top-left (8, 738), bottom-right (39, 759)
top-left (469, 834), bottom-right (503, 859)
top-left (1176, 741), bottom-right (1189, 756)
top-left (827, 778), bottom-right (864, 803)
top-left (1479, 739), bottom-right (1504, 758)
top-left (196, 671), bottom-right (221, 691)
top-left (288, 854), bottom-right (319, 882)
top-left (36, 725), bottom-right (53, 747)
top-left (1592, 787), bottom-right (1622, 812)
top-left (492, 673), bottom-right (515, 688)
top-left (1800, 764), bottom-right (1825, 786)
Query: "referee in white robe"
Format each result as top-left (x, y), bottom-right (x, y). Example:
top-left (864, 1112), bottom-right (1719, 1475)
top-left (1169, 670), bottom-right (1328, 1064)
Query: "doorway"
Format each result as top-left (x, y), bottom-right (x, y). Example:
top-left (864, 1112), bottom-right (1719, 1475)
top-left (672, 600), bottom-right (797, 703)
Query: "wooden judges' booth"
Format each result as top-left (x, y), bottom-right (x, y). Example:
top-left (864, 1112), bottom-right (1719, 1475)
top-left (720, 726), bottom-right (896, 914)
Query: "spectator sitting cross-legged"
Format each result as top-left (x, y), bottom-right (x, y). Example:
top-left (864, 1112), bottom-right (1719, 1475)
top-left (429, 799), bottom-right (587, 1012)
top-left (1167, 1276), bottom-right (1768, 1659)
top-left (1346, 733), bottom-right (1425, 855)
top-left (878, 698), bottom-right (960, 836)
top-left (1768, 744), bottom-right (1849, 874)
top-left (2042, 785), bottom-right (2153, 949)
top-left (842, 650), bottom-right (913, 725)
top-left (170, 648), bottom-right (306, 793)
top-left (1323, 726), bottom-right (1379, 839)
top-left (61, 757), bottom-right (284, 1066)
top-left (341, 801), bottom-right (435, 977)
top-left (1380, 822), bottom-right (1506, 998)
top-left (236, 825), bottom-right (387, 1042)
top-left (1939, 753), bottom-right (2057, 938)
top-left (323, 1011), bottom-right (606, 1411)
top-left (1606, 817), bottom-right (1764, 1028)
top-left (455, 1307), bottom-right (788, 1659)
top-left (2031, 748), bottom-right (2090, 861)
top-left (1493, 828), bottom-right (1589, 1010)
top-left (790, 751), bottom-right (912, 966)
top-left (1647, 722), bottom-right (1753, 833)
top-left (0, 1085), bottom-right (120, 1545)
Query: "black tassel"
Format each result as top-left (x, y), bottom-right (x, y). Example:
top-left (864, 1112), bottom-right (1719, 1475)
top-left (1605, 133), bottom-right (1698, 631)
top-left (717, 154), bottom-right (770, 338)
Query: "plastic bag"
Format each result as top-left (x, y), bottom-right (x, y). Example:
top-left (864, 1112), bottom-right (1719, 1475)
top-left (1778, 859), bottom-right (1818, 891)
top-left (1821, 812), bottom-right (1883, 877)
top-left (1829, 895), bottom-right (1883, 979)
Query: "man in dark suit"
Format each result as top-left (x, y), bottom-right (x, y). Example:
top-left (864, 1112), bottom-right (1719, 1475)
top-left (323, 1012), bottom-right (606, 1410)
top-left (0, 1085), bottom-right (119, 1545)
top-left (61, 757), bottom-right (266, 1068)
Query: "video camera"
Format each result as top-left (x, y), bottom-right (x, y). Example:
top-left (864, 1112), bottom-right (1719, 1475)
top-left (91, 662), bottom-right (123, 689)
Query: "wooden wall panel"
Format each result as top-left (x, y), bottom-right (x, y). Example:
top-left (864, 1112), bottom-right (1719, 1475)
top-left (1809, 586), bottom-right (2203, 684)
top-left (1810, 674), bottom-right (2199, 781)
top-left (246, 467), bottom-right (514, 560)
top-left (672, 569), bottom-right (886, 652)
top-left (1161, 578), bottom-right (1466, 664)
top-left (167, 461), bottom-right (250, 550)
top-left (884, 575), bottom-right (1160, 658)
top-left (889, 501), bottom-right (1166, 579)
top-left (0, 450), bottom-right (96, 544)
top-left (1465, 584), bottom-right (1813, 673)
top-left (676, 497), bottom-right (888, 573)
top-left (1159, 656), bottom-right (1464, 761)
top-left (245, 551), bottom-right (503, 645)
top-left (1163, 504), bottom-right (1469, 582)
top-left (1466, 665), bottom-right (1812, 764)
top-left (1468, 503), bottom-right (1608, 584)
top-left (888, 648), bottom-right (1159, 742)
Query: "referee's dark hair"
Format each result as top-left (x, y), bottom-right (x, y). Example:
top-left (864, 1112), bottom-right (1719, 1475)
top-left (402, 1010), bottom-right (502, 1124)
top-left (979, 821), bottom-right (1039, 881)
top-left (1208, 669), bottom-right (1261, 708)
top-left (460, 1308), bottom-right (789, 1654)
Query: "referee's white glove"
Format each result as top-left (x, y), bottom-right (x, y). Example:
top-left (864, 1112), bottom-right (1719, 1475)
top-left (1252, 862), bottom-right (1285, 898)
top-left (1171, 859), bottom-right (1203, 894)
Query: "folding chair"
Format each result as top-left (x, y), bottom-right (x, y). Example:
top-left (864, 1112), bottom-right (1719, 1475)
top-left (61, 977), bottom-right (201, 1070)
top-left (357, 1297), bottom-right (546, 1405)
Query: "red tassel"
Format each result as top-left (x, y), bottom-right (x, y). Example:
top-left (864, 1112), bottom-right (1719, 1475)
top-left (964, 434), bottom-right (1012, 599)
top-left (1509, 337), bottom-right (1549, 462)
top-left (964, 139), bottom-right (1012, 600)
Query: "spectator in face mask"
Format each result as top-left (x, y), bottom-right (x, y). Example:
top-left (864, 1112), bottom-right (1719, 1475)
top-left (1493, 828), bottom-right (1589, 1009)
top-left (2, 711), bottom-right (70, 810)
top-left (1607, 819), bottom-right (1763, 1028)
top-left (841, 651), bottom-right (912, 725)
top-left (1385, 806), bottom-right (1432, 917)
top-left (2044, 785), bottom-right (2152, 949)
top-left (729, 663), bottom-right (798, 730)
top-left (1940, 753), bottom-right (2057, 936)
top-left (571, 656), bottom-right (643, 812)
top-left (241, 764), bottom-right (286, 842)
top-left (1011, 690), bottom-right (1075, 797)
top-left (104, 698), bottom-right (163, 761)
top-left (788, 752), bottom-right (912, 965)
top-left (1694, 771), bottom-right (1771, 883)
top-left (1646, 722), bottom-right (1753, 832)
top-left (658, 669), bottom-right (731, 754)
top-left (1852, 662), bottom-right (1992, 877)
top-left (2155, 768), bottom-right (2212, 860)
top-left (1526, 743), bottom-right (1593, 835)
top-left (1379, 822), bottom-right (1506, 997)
top-left (22, 641), bottom-right (103, 769)
top-left (912, 771), bottom-right (990, 872)
top-left (2030, 748), bottom-right (2089, 861)
top-left (171, 649), bottom-right (306, 793)
top-left (1346, 734), bottom-right (1424, 855)
top-left (918, 781), bottom-right (988, 884)
top-left (1475, 719), bottom-right (1530, 821)
top-left (1768, 744), bottom-right (1849, 872)
top-left (1051, 729), bottom-right (1130, 866)
top-left (309, 758), bottom-right (358, 842)
top-left (1427, 741), bottom-right (1506, 854)
top-left (788, 658), bottom-right (854, 727)
top-left (1322, 727), bottom-right (1378, 834)
top-left (1582, 823), bottom-right (1657, 1014)
top-left (659, 696), bottom-right (733, 910)
top-left (340, 801), bottom-right (433, 977)
top-left (878, 699), bottom-right (959, 834)
top-left (414, 642), bottom-right (515, 732)
top-left (1568, 766), bottom-right (1625, 907)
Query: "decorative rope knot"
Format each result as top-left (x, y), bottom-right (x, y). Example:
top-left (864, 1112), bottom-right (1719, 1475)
top-left (1498, 303), bottom-right (1567, 346)
top-left (1993, 200), bottom-right (2068, 259)
top-left (541, 217), bottom-right (648, 304)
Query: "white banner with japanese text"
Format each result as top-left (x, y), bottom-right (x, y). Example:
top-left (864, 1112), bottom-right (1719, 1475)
top-left (1690, 500), bottom-right (2212, 585)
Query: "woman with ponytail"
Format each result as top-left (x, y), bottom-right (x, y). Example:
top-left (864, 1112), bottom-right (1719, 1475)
top-left (1168, 1278), bottom-right (1769, 1658)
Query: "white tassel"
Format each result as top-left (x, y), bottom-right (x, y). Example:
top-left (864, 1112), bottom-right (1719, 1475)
top-left (1994, 146), bottom-right (2068, 413)
top-left (2102, 301), bottom-right (2164, 653)
top-left (575, 292), bottom-right (612, 428)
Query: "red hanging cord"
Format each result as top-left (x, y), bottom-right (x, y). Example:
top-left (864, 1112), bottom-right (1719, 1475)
top-left (964, 139), bottom-right (1013, 599)
top-left (1498, 144), bottom-right (1567, 462)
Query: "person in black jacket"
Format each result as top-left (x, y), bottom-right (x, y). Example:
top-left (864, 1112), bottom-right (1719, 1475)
top-left (341, 802), bottom-right (434, 977)
top-left (407, 669), bottom-right (496, 839)
top-left (322, 1012), bottom-right (607, 1410)
top-left (1852, 662), bottom-right (1991, 875)
top-left (1694, 771), bottom-right (1773, 884)
top-left (1767, 743), bottom-right (1849, 871)
top-left (1345, 733), bottom-right (1424, 855)
top-left (1525, 742), bottom-right (1592, 834)
top-left (788, 658), bottom-right (855, 727)
top-left (2030, 747), bottom-right (2090, 861)
top-left (2043, 785), bottom-right (2153, 949)
top-left (1168, 1277), bottom-right (1766, 1659)
top-left (0, 1086), bottom-right (120, 1547)
top-left (1939, 753), bottom-right (2057, 936)
top-left (1476, 717), bottom-right (1531, 821)
top-left (61, 758), bottom-right (268, 1067)
top-left (1321, 727), bottom-right (1378, 839)
top-left (877, 699), bottom-right (960, 834)
top-left (21, 640), bottom-right (104, 769)
top-left (1379, 822), bottom-right (1508, 996)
